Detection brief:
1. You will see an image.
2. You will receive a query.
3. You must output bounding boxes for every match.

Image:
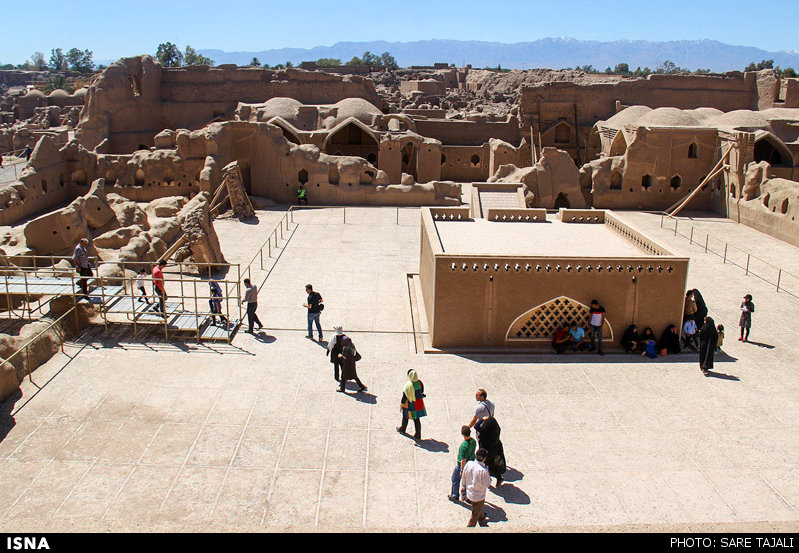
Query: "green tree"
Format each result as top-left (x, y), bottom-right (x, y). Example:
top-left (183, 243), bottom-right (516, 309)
top-left (184, 45), bottom-right (213, 66)
top-left (49, 48), bottom-right (67, 71)
top-left (783, 67), bottom-right (798, 78)
top-left (285, 61), bottom-right (293, 68)
top-left (379, 52), bottom-right (399, 70)
top-left (156, 42), bottom-right (183, 67)
top-left (315, 58), bottom-right (341, 67)
top-left (613, 63), bottom-right (631, 76)
top-left (249, 57), bottom-right (261, 67)
top-left (66, 48), bottom-right (94, 72)
top-left (345, 56), bottom-right (363, 66)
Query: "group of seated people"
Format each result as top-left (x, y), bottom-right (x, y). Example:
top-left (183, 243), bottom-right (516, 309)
top-left (552, 321), bottom-right (724, 357)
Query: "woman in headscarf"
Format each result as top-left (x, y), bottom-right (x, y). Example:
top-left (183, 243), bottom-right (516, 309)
top-left (474, 412), bottom-right (507, 487)
top-left (337, 336), bottom-right (367, 393)
top-left (397, 370), bottom-right (426, 440)
top-left (326, 325), bottom-right (344, 382)
top-left (640, 327), bottom-right (658, 359)
top-left (659, 324), bottom-right (681, 356)
top-left (692, 289), bottom-right (708, 325)
top-left (698, 316), bottom-right (719, 375)
top-left (621, 324), bottom-right (640, 354)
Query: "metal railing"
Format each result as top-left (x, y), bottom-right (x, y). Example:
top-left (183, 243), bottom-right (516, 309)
top-left (660, 212), bottom-right (799, 298)
top-left (0, 256), bottom-right (243, 342)
top-left (0, 148), bottom-right (29, 182)
top-left (0, 306), bottom-right (77, 388)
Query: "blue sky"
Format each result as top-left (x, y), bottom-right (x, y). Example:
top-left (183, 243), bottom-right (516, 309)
top-left (3, 0), bottom-right (797, 64)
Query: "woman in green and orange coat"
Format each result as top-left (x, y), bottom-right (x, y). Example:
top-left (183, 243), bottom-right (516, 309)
top-left (397, 369), bottom-right (426, 440)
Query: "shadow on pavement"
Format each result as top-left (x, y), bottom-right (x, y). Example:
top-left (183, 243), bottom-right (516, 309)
top-left (0, 388), bottom-right (21, 443)
top-left (491, 482), bottom-right (531, 505)
top-left (413, 438), bottom-right (449, 453)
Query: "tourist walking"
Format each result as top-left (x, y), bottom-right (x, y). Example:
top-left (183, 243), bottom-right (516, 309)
top-left (449, 425), bottom-right (476, 502)
top-left (684, 290), bottom-right (698, 322)
top-left (588, 299), bottom-right (606, 355)
top-left (474, 411), bottom-right (507, 487)
top-left (71, 238), bottom-right (94, 298)
top-left (241, 278), bottom-right (262, 333)
top-left (460, 449), bottom-right (491, 527)
top-left (326, 325), bottom-right (345, 382)
top-left (691, 289), bottom-right (708, 324)
top-left (135, 268), bottom-right (151, 305)
top-left (22, 145), bottom-right (32, 161)
top-left (699, 316), bottom-right (719, 375)
top-left (209, 279), bottom-right (228, 326)
top-left (397, 369), bottom-right (426, 440)
top-left (468, 389), bottom-right (495, 437)
top-left (152, 260), bottom-right (168, 318)
top-left (337, 335), bottom-right (366, 393)
top-left (739, 294), bottom-right (754, 342)
top-left (303, 284), bottom-right (323, 341)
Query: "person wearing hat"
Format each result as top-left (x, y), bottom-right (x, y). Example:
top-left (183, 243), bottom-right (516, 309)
top-left (326, 325), bottom-right (345, 382)
top-left (739, 294), bottom-right (755, 342)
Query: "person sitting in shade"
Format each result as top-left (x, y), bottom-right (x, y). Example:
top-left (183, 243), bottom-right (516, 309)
top-left (659, 324), bottom-right (681, 356)
top-left (569, 321), bottom-right (589, 352)
top-left (552, 324), bottom-right (570, 354)
top-left (682, 318), bottom-right (699, 351)
top-left (621, 324), bottom-right (640, 354)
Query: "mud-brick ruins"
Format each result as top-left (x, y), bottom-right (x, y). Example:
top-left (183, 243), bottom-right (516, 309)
top-left (3, 56), bottom-right (799, 532)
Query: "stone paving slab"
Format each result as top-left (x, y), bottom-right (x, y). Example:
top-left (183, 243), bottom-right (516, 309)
top-left (1, 207), bottom-right (799, 531)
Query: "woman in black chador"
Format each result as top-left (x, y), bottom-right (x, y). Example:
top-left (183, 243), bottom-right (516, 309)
top-left (621, 324), bottom-right (640, 354)
top-left (698, 316), bottom-right (719, 375)
top-left (474, 414), bottom-right (507, 487)
top-left (659, 324), bottom-right (681, 355)
top-left (691, 289), bottom-right (708, 324)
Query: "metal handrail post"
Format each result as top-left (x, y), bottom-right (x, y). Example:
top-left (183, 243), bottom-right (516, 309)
top-left (23, 271), bottom-right (30, 322)
top-left (225, 279), bottom-right (231, 343)
top-left (723, 243), bottom-right (728, 263)
top-left (689, 226), bottom-right (694, 245)
top-left (777, 269), bottom-right (782, 292)
top-left (193, 279), bottom-right (200, 344)
top-left (343, 207), bottom-right (346, 224)
top-left (673, 218), bottom-right (677, 236)
top-left (704, 234), bottom-right (709, 253)
top-left (130, 276), bottom-right (138, 336)
top-left (745, 254), bottom-right (750, 275)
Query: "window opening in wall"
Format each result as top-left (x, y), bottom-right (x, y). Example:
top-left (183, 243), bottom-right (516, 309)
top-left (367, 153), bottom-right (377, 164)
top-left (134, 169), bottom-right (145, 186)
top-left (470, 154), bottom-right (480, 167)
top-left (137, 144), bottom-right (148, 151)
top-left (554, 123), bottom-right (570, 144)
top-left (72, 169), bottom-right (87, 187)
top-left (641, 174), bottom-right (652, 190)
top-left (781, 198), bottom-right (789, 214)
top-left (129, 74), bottom-right (142, 96)
top-left (688, 143), bottom-right (698, 158)
top-left (610, 172), bottom-right (622, 190)
top-left (763, 193), bottom-right (770, 208)
top-left (59, 174), bottom-right (65, 188)
top-left (298, 169), bottom-right (309, 184)
top-left (163, 169), bottom-right (175, 186)
top-left (41, 178), bottom-right (47, 193)
top-left (441, 154), bottom-right (446, 165)
top-left (670, 175), bottom-right (682, 190)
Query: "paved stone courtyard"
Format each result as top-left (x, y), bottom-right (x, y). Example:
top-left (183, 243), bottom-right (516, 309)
top-left (2, 206), bottom-right (799, 532)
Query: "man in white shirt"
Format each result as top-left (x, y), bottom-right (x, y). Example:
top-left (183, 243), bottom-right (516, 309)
top-left (460, 448), bottom-right (491, 527)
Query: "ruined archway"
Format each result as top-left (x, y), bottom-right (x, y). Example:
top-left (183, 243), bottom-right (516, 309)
top-left (324, 119), bottom-right (379, 162)
top-left (754, 135), bottom-right (792, 168)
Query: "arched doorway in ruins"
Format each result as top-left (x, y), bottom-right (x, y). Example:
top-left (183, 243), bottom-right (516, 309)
top-left (324, 120), bottom-right (379, 163)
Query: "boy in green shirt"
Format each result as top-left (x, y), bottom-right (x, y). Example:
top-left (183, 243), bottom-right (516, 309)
top-left (449, 425), bottom-right (476, 502)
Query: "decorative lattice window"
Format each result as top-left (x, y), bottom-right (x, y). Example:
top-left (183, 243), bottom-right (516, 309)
top-left (506, 296), bottom-right (613, 342)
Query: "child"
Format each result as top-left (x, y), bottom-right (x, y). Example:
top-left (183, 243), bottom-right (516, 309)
top-left (209, 279), bottom-right (227, 326)
top-left (135, 268), bottom-right (150, 304)
top-left (449, 425), bottom-right (476, 502)
top-left (716, 324), bottom-right (725, 353)
top-left (739, 294), bottom-right (754, 342)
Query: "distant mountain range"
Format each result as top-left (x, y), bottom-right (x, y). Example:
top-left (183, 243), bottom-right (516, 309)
top-left (190, 38), bottom-right (799, 73)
